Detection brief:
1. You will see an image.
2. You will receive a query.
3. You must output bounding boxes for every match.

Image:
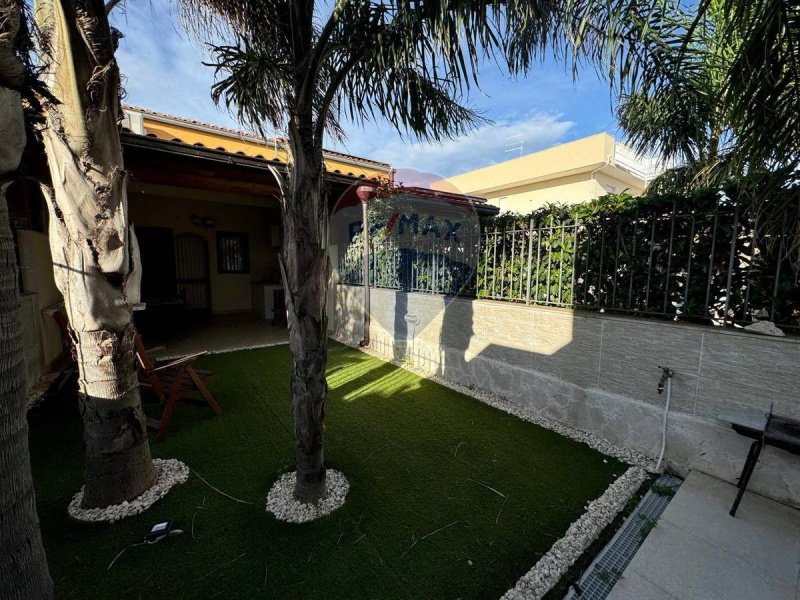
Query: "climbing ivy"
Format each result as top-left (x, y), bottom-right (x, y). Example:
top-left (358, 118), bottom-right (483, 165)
top-left (340, 182), bottom-right (800, 330)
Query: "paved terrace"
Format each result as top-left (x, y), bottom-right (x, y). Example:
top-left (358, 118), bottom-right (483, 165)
top-left (610, 471), bottom-right (800, 600)
top-left (151, 313), bottom-right (289, 359)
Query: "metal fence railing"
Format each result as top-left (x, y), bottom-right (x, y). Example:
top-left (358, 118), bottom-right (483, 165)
top-left (339, 231), bottom-right (483, 296)
top-left (339, 202), bottom-right (800, 332)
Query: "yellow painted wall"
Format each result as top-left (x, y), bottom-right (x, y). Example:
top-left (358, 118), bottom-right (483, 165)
top-left (486, 173), bottom-right (595, 213)
top-left (456, 171), bottom-right (646, 215)
top-left (129, 189), bottom-right (281, 314)
top-left (140, 117), bottom-right (390, 180)
top-left (16, 230), bottom-right (64, 380)
top-left (17, 230), bottom-right (62, 309)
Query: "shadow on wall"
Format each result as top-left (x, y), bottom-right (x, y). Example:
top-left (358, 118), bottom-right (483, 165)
top-left (393, 291), bottom-right (408, 363)
top-left (332, 283), bottom-right (800, 510)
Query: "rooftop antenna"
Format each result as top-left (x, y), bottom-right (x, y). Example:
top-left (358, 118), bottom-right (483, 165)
top-left (504, 134), bottom-right (524, 157)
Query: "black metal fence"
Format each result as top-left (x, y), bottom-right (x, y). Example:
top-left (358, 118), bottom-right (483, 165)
top-left (339, 200), bottom-right (800, 331)
top-left (339, 231), bottom-right (482, 297)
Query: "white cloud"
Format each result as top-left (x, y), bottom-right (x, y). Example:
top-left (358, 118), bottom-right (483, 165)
top-left (109, 2), bottom-right (577, 180)
top-left (332, 113), bottom-right (575, 182)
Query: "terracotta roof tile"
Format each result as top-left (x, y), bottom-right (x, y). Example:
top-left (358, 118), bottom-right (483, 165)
top-left (123, 104), bottom-right (392, 170)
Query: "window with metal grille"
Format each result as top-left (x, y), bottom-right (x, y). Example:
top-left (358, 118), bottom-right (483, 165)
top-left (216, 231), bottom-right (250, 274)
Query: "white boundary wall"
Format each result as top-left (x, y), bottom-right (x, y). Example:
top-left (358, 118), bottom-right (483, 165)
top-left (331, 284), bottom-right (800, 508)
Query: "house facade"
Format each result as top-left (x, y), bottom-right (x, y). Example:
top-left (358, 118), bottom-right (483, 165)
top-left (431, 133), bottom-right (663, 214)
top-left (10, 106), bottom-right (494, 395)
top-left (9, 106), bottom-right (393, 394)
top-left (120, 107), bottom-right (393, 325)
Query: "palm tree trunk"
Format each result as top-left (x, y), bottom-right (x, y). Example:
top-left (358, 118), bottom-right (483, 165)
top-left (0, 81), bottom-right (53, 597)
top-left (35, 0), bottom-right (157, 508)
top-left (282, 128), bottom-right (329, 501)
top-left (41, 155), bottom-right (157, 508)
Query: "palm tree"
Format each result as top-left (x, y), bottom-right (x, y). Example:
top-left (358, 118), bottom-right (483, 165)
top-left (184, 0), bottom-right (795, 502)
top-left (615, 2), bottom-right (734, 189)
top-left (34, 0), bottom-right (157, 508)
top-left (0, 2), bottom-right (54, 597)
top-left (572, 0), bottom-right (799, 191)
top-left (719, 0), bottom-right (799, 180)
top-left (182, 0), bottom-right (566, 501)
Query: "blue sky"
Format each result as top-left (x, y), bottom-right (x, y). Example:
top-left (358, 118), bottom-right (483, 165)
top-left (111, 1), bottom-right (621, 183)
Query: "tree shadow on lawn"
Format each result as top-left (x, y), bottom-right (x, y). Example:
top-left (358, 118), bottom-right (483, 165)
top-left (28, 342), bottom-right (626, 600)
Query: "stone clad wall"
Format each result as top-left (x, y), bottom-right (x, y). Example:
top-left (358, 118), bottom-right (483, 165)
top-left (331, 284), bottom-right (800, 508)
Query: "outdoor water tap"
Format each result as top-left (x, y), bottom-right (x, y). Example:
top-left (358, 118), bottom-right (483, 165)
top-left (657, 366), bottom-right (675, 394)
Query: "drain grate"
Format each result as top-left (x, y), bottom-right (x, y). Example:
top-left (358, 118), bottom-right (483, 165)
top-left (563, 473), bottom-right (682, 600)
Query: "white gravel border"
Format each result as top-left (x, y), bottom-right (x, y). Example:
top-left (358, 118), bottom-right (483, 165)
top-left (67, 458), bottom-right (189, 523)
top-left (266, 469), bottom-right (350, 523)
top-left (501, 466), bottom-right (648, 599)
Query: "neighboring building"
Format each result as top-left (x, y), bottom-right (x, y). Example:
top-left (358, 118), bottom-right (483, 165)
top-left (431, 133), bottom-right (663, 214)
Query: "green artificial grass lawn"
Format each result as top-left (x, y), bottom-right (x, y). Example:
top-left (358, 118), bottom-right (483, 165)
top-left (29, 342), bottom-right (625, 600)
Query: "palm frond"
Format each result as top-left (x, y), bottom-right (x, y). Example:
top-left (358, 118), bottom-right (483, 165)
top-left (719, 0), bottom-right (800, 172)
top-left (194, 1), bottom-right (581, 149)
top-left (0, 0), bottom-right (50, 109)
top-left (0, 0), bottom-right (27, 90)
top-left (569, 0), bottom-right (798, 185)
top-left (208, 38), bottom-right (292, 137)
